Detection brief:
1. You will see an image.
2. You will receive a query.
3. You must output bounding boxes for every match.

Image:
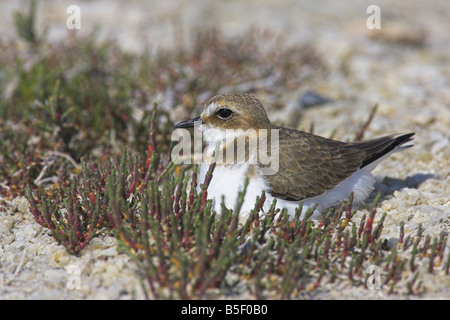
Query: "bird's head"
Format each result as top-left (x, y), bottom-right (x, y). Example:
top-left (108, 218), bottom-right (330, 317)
top-left (175, 92), bottom-right (271, 135)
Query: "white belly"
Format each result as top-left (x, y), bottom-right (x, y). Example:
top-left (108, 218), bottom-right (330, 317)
top-left (198, 162), bottom-right (376, 220)
top-left (198, 162), bottom-right (268, 219)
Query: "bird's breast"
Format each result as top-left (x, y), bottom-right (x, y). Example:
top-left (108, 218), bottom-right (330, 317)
top-left (198, 161), bottom-right (268, 215)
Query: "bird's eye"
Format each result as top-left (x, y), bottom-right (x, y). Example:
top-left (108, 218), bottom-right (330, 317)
top-left (216, 108), bottom-right (233, 119)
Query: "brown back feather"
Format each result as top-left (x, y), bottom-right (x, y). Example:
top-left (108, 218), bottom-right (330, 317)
top-left (264, 128), bottom-right (414, 201)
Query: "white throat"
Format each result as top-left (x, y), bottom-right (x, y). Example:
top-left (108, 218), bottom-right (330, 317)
top-left (199, 123), bottom-right (228, 143)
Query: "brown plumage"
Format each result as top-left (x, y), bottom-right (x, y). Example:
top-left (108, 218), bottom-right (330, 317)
top-left (265, 128), bottom-right (414, 200)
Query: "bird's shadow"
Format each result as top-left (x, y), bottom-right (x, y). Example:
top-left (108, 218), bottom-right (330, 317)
top-left (366, 173), bottom-right (436, 204)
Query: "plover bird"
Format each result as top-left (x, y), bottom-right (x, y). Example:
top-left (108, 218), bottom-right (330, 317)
top-left (175, 92), bottom-right (414, 218)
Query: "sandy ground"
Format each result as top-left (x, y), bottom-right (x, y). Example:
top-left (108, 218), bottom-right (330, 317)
top-left (1, 0), bottom-right (449, 299)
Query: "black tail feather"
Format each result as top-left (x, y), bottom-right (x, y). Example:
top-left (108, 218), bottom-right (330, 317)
top-left (360, 133), bottom-right (415, 169)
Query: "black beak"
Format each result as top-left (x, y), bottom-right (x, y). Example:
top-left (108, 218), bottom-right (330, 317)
top-left (174, 116), bottom-right (203, 129)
